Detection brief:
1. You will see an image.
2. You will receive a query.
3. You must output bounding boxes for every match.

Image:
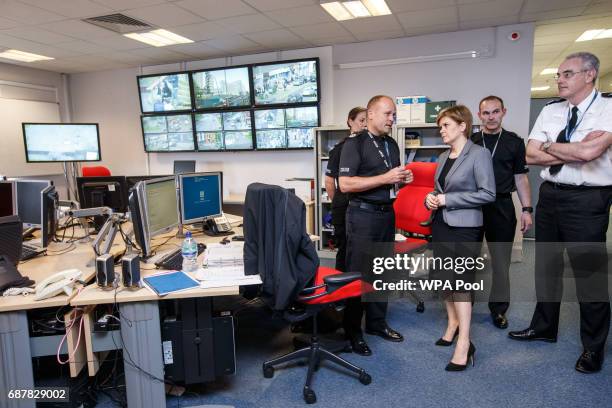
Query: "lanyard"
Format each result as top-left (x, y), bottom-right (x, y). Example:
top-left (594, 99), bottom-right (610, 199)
top-left (481, 130), bottom-right (502, 159)
top-left (367, 132), bottom-right (392, 169)
top-left (565, 92), bottom-right (598, 142)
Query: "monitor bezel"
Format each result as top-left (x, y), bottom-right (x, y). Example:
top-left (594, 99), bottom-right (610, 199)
top-left (14, 179), bottom-right (52, 228)
top-left (178, 171), bottom-right (223, 225)
top-left (0, 180), bottom-right (17, 217)
top-left (137, 71), bottom-right (194, 114)
top-left (22, 123), bottom-right (102, 163)
top-left (141, 175), bottom-right (179, 238)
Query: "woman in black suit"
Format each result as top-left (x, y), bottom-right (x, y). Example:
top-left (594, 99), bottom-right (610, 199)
top-left (425, 105), bottom-right (496, 371)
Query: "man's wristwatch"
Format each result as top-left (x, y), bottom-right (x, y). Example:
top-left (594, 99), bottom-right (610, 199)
top-left (522, 206), bottom-right (533, 213)
top-left (541, 141), bottom-right (553, 152)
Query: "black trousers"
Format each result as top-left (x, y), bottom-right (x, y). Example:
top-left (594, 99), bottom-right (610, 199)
top-left (530, 182), bottom-right (611, 352)
top-left (343, 204), bottom-right (394, 336)
top-left (331, 206), bottom-right (347, 272)
top-left (482, 196), bottom-right (516, 315)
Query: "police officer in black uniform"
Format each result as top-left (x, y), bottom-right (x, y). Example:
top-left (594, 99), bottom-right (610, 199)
top-left (338, 95), bottom-right (413, 355)
top-left (471, 95), bottom-right (533, 329)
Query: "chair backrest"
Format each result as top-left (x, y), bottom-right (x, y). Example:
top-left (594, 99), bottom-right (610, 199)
top-left (82, 166), bottom-right (111, 177)
top-left (394, 162), bottom-right (437, 236)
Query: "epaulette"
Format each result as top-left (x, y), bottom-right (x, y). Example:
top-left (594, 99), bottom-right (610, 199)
top-left (545, 98), bottom-right (566, 106)
top-left (601, 92), bottom-right (611, 98)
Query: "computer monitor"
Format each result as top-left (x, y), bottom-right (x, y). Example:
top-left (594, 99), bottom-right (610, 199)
top-left (173, 160), bottom-right (196, 175)
top-left (126, 175), bottom-right (172, 192)
top-left (41, 185), bottom-right (58, 248)
top-left (0, 180), bottom-right (16, 217)
top-left (22, 123), bottom-right (101, 162)
top-left (15, 179), bottom-right (52, 228)
top-left (143, 176), bottom-right (179, 238)
top-left (76, 176), bottom-right (129, 213)
top-left (178, 172), bottom-right (223, 225)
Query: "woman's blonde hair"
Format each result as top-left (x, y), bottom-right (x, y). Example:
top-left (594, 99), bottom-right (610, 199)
top-left (436, 105), bottom-right (473, 138)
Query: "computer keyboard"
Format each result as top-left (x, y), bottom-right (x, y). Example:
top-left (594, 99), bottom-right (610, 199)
top-left (155, 243), bottom-right (206, 271)
top-left (20, 244), bottom-right (45, 261)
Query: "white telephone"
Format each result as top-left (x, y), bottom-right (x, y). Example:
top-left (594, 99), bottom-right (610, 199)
top-left (34, 269), bottom-right (83, 301)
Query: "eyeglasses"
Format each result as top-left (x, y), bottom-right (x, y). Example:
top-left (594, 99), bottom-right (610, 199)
top-left (554, 70), bottom-right (589, 80)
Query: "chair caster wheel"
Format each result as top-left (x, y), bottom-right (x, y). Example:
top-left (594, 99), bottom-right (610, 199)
top-left (263, 364), bottom-right (274, 378)
top-left (359, 372), bottom-right (371, 385)
top-left (303, 388), bottom-right (316, 404)
top-left (416, 302), bottom-right (425, 313)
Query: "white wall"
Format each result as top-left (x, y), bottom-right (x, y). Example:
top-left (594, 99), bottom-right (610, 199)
top-left (68, 23), bottom-right (535, 197)
top-left (601, 72), bottom-right (612, 93)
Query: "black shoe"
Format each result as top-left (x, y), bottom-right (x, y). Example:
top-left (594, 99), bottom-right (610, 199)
top-left (508, 328), bottom-right (556, 342)
top-left (575, 350), bottom-right (603, 373)
top-left (491, 313), bottom-right (509, 329)
top-left (365, 324), bottom-right (404, 342)
top-left (435, 328), bottom-right (459, 346)
top-left (348, 336), bottom-right (372, 356)
top-left (445, 342), bottom-right (476, 371)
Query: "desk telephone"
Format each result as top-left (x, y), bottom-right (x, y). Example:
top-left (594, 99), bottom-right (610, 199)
top-left (34, 269), bottom-right (83, 301)
top-left (203, 213), bottom-right (233, 236)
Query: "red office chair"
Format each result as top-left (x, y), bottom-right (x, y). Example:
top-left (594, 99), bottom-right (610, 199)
top-left (393, 161), bottom-right (437, 312)
top-left (82, 165), bottom-right (111, 177)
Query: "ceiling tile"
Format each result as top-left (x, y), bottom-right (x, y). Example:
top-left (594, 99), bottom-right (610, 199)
top-left (19, 0), bottom-right (113, 19)
top-left (310, 35), bottom-right (355, 46)
top-left (127, 47), bottom-right (191, 63)
top-left (459, 15), bottom-right (520, 30)
top-left (403, 23), bottom-right (459, 37)
top-left (216, 14), bottom-right (281, 34)
top-left (523, 0), bottom-right (590, 14)
top-left (0, 17), bottom-right (20, 30)
top-left (534, 43), bottom-right (568, 54)
top-left (521, 7), bottom-right (591, 23)
top-left (265, 5), bottom-right (333, 27)
top-left (0, 0), bottom-right (65, 24)
top-left (534, 32), bottom-right (581, 46)
top-left (243, 28), bottom-right (311, 48)
top-left (0, 33), bottom-right (81, 57)
top-left (459, 0), bottom-right (522, 21)
top-left (91, 0), bottom-right (167, 10)
top-left (396, 7), bottom-right (458, 30)
top-left (53, 39), bottom-right (114, 54)
top-left (291, 22), bottom-right (354, 41)
top-left (168, 21), bottom-right (234, 42)
top-left (341, 15), bottom-right (403, 35)
top-left (29, 59), bottom-right (94, 73)
top-left (126, 3), bottom-right (205, 27)
top-left (96, 50), bottom-right (158, 64)
top-left (88, 34), bottom-right (153, 50)
top-left (167, 41), bottom-right (222, 57)
top-left (0, 27), bottom-right (77, 45)
top-left (242, 0), bottom-right (317, 12)
top-left (176, 0), bottom-right (257, 19)
top-left (386, 0), bottom-right (456, 13)
top-left (40, 19), bottom-right (117, 40)
top-left (583, 2), bottom-right (612, 15)
top-left (353, 30), bottom-right (406, 42)
top-left (204, 35), bottom-right (264, 52)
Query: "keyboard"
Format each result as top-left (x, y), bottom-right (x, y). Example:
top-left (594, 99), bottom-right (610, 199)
top-left (21, 244), bottom-right (45, 261)
top-left (155, 243), bottom-right (206, 271)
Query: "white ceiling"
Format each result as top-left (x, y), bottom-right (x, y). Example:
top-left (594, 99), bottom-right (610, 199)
top-left (0, 0), bottom-right (609, 78)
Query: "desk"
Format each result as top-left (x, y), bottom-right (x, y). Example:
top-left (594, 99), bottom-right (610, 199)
top-left (0, 240), bottom-right (97, 408)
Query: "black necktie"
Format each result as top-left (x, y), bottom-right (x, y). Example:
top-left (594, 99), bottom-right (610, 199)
top-left (549, 106), bottom-right (578, 176)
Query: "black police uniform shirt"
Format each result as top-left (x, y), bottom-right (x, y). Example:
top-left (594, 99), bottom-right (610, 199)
top-left (338, 129), bottom-right (401, 204)
top-left (471, 129), bottom-right (528, 194)
top-left (326, 139), bottom-right (349, 210)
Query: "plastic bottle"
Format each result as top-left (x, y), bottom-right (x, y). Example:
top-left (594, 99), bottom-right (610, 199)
top-left (181, 231), bottom-right (198, 272)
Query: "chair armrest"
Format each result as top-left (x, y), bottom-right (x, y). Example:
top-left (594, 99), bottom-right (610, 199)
top-left (323, 272), bottom-right (361, 286)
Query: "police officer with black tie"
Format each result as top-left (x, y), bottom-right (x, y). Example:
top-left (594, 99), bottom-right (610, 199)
top-left (509, 52), bottom-right (612, 374)
top-left (472, 95), bottom-right (533, 329)
top-left (338, 95), bottom-right (413, 355)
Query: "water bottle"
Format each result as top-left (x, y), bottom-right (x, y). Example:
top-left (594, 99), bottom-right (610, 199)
top-left (181, 231), bottom-right (198, 272)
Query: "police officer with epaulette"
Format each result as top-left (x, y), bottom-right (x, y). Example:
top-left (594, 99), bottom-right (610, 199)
top-left (338, 95), bottom-right (413, 355)
top-left (509, 52), bottom-right (612, 374)
top-left (471, 95), bottom-right (533, 330)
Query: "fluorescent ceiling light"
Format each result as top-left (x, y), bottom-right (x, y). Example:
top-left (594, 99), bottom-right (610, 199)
top-left (320, 0), bottom-right (391, 21)
top-left (575, 28), bottom-right (612, 42)
top-left (0, 49), bottom-right (54, 62)
top-left (540, 68), bottom-right (557, 75)
top-left (124, 29), bottom-right (193, 47)
top-left (531, 86), bottom-right (550, 91)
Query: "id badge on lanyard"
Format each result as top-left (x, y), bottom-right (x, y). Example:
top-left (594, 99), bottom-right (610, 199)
top-left (368, 132), bottom-right (398, 199)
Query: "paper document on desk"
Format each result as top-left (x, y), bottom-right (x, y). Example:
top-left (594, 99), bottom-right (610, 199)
top-left (203, 242), bottom-right (244, 267)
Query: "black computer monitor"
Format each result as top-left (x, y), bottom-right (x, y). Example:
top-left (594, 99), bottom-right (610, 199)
top-left (15, 179), bottom-right (52, 228)
top-left (178, 172), bottom-right (223, 225)
top-left (41, 185), bottom-right (57, 248)
top-left (0, 180), bottom-right (16, 217)
top-left (173, 160), bottom-right (196, 174)
top-left (126, 175), bottom-right (172, 192)
top-left (76, 176), bottom-right (129, 213)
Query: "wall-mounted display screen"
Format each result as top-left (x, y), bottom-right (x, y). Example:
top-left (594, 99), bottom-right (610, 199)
top-left (138, 73), bottom-right (192, 113)
top-left (192, 67), bottom-right (251, 109)
top-left (194, 111), bottom-right (253, 150)
top-left (255, 106), bottom-right (318, 149)
top-left (141, 114), bottom-right (195, 152)
top-left (252, 59), bottom-right (318, 105)
top-left (23, 123), bottom-right (101, 162)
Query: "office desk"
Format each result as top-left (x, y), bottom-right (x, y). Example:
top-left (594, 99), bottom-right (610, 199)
top-left (0, 240), bottom-right (97, 408)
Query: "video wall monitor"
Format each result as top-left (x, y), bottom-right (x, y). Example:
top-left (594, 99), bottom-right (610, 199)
top-left (254, 106), bottom-right (318, 149)
top-left (194, 111), bottom-right (253, 151)
top-left (138, 73), bottom-right (192, 113)
top-left (76, 176), bottom-right (129, 213)
top-left (178, 172), bottom-right (223, 225)
top-left (0, 181), bottom-right (16, 217)
top-left (252, 59), bottom-right (319, 106)
top-left (142, 176), bottom-right (179, 238)
top-left (15, 179), bottom-right (52, 228)
top-left (22, 123), bottom-right (101, 163)
top-left (192, 67), bottom-right (251, 109)
top-left (141, 114), bottom-right (195, 152)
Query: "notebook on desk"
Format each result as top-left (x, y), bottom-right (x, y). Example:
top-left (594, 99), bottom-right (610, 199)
top-left (142, 270), bottom-right (200, 296)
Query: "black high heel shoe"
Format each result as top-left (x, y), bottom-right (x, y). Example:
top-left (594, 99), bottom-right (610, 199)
top-left (435, 328), bottom-right (459, 346)
top-left (445, 342), bottom-right (475, 371)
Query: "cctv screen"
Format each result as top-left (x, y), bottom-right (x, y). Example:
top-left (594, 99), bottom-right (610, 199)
top-left (180, 173), bottom-right (222, 223)
top-left (138, 73), bottom-right (192, 113)
top-left (192, 67), bottom-right (251, 109)
top-left (194, 111), bottom-right (252, 150)
top-left (144, 178), bottom-right (178, 236)
top-left (142, 114), bottom-right (195, 152)
top-left (252, 59), bottom-right (318, 105)
top-left (23, 124), bottom-right (101, 162)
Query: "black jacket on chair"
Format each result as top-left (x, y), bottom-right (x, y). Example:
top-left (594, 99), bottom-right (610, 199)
top-left (244, 183), bottom-right (319, 311)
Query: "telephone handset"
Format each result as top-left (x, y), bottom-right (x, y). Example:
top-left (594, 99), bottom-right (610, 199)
top-left (35, 269), bottom-right (83, 301)
top-left (203, 213), bottom-right (233, 236)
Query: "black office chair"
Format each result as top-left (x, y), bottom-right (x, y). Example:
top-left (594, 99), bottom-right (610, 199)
top-left (243, 183), bottom-right (372, 404)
